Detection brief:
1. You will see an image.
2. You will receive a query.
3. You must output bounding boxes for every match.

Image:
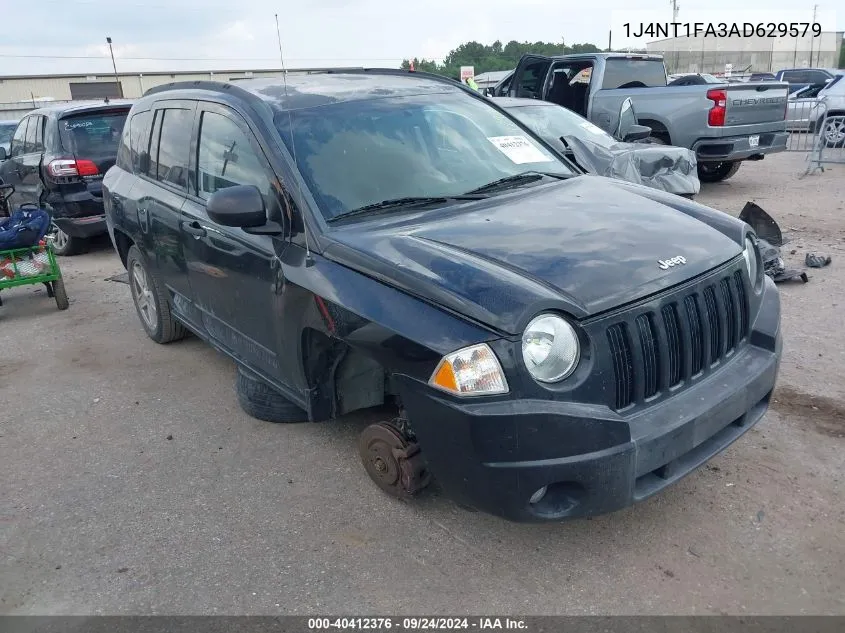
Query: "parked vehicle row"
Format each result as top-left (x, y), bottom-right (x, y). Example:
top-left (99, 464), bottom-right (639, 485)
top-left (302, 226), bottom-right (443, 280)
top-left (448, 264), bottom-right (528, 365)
top-left (0, 120), bottom-right (17, 160)
top-left (491, 53), bottom-right (790, 183)
top-left (101, 69), bottom-right (781, 522)
top-left (0, 100), bottom-right (133, 253)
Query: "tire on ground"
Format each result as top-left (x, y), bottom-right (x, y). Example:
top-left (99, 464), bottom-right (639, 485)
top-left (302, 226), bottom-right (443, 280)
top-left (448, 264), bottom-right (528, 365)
top-left (235, 366), bottom-right (307, 423)
top-left (697, 161), bottom-right (741, 183)
top-left (53, 278), bottom-right (69, 310)
top-left (126, 245), bottom-right (187, 344)
top-left (48, 218), bottom-right (89, 256)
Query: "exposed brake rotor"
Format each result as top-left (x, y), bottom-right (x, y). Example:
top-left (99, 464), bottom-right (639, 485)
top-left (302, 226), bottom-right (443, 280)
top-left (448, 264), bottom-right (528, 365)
top-left (358, 422), bottom-right (431, 499)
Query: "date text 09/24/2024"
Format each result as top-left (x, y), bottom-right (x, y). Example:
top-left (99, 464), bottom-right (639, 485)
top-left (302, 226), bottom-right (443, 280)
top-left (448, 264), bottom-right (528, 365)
top-left (308, 618), bottom-right (528, 630)
top-left (623, 22), bottom-right (822, 39)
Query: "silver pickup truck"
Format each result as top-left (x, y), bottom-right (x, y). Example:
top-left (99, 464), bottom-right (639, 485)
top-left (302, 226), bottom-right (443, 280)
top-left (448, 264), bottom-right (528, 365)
top-left (492, 53), bottom-right (789, 182)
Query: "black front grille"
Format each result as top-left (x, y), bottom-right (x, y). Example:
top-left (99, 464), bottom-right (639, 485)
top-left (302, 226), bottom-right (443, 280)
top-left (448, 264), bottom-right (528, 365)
top-left (605, 266), bottom-right (751, 411)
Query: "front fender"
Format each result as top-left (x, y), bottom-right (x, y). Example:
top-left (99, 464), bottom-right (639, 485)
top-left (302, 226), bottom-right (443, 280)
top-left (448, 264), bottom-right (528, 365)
top-left (275, 245), bottom-right (502, 419)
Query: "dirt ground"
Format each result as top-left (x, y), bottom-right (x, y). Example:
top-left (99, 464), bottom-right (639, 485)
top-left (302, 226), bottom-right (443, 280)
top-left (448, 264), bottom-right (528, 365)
top-left (1, 152), bottom-right (843, 616)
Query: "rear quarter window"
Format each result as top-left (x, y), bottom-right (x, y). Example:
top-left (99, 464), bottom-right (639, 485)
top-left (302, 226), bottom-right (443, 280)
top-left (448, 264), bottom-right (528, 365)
top-left (601, 59), bottom-right (668, 89)
top-left (128, 110), bottom-right (152, 173)
top-left (60, 110), bottom-right (129, 158)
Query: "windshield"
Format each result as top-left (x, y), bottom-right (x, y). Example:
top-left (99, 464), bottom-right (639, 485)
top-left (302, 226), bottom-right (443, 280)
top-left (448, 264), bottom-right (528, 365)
top-left (59, 110), bottom-right (129, 158)
top-left (0, 123), bottom-right (16, 145)
top-left (504, 103), bottom-right (617, 150)
top-left (276, 92), bottom-right (573, 220)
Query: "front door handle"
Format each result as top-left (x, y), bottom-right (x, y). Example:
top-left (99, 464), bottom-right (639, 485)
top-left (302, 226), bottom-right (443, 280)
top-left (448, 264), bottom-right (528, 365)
top-left (181, 220), bottom-right (207, 238)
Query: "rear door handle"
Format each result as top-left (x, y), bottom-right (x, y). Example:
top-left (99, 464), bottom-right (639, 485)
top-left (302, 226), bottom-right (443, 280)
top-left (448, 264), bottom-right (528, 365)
top-left (181, 220), bottom-right (207, 238)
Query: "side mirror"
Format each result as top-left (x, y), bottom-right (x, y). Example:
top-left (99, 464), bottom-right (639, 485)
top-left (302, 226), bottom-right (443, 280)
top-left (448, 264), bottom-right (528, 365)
top-left (0, 147), bottom-right (6, 161)
top-left (206, 185), bottom-right (267, 228)
top-left (623, 124), bottom-right (652, 142)
top-left (615, 97), bottom-right (642, 141)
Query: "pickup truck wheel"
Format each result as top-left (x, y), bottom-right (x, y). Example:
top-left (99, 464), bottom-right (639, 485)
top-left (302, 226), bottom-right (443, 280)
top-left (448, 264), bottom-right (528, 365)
top-left (126, 245), bottom-right (187, 344)
top-left (50, 224), bottom-right (88, 256)
top-left (697, 161), bottom-right (741, 183)
top-left (235, 366), bottom-right (306, 423)
top-left (645, 135), bottom-right (667, 145)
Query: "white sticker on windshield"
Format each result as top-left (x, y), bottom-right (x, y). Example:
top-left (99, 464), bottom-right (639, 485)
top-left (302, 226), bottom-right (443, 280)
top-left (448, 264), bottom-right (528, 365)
top-left (487, 135), bottom-right (553, 164)
top-left (580, 121), bottom-right (605, 135)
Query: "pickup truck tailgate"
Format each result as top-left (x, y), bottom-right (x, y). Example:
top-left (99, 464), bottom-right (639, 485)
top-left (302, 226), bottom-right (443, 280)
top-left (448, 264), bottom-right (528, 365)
top-left (723, 82), bottom-right (788, 126)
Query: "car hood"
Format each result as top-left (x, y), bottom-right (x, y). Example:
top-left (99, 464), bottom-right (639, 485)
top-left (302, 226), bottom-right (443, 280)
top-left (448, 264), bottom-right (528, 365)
top-left (323, 176), bottom-right (744, 335)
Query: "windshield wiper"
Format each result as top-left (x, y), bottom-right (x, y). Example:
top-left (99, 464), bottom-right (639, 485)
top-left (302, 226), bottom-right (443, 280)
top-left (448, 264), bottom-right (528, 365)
top-left (326, 195), bottom-right (485, 224)
top-left (464, 171), bottom-right (569, 195)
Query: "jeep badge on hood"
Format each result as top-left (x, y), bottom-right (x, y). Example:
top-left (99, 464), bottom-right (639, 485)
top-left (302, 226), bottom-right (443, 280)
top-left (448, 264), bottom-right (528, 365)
top-left (658, 255), bottom-right (687, 269)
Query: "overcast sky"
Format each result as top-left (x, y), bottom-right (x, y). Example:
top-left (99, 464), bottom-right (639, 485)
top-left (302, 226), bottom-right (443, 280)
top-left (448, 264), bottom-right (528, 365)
top-left (1, 0), bottom-right (842, 76)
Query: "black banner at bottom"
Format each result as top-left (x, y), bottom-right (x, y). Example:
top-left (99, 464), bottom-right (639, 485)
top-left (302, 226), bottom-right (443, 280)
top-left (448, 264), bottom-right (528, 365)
top-left (1, 617), bottom-right (844, 633)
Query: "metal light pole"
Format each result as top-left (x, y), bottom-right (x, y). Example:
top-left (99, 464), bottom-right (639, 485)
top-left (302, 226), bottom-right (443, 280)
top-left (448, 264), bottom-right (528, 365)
top-left (106, 37), bottom-right (124, 97)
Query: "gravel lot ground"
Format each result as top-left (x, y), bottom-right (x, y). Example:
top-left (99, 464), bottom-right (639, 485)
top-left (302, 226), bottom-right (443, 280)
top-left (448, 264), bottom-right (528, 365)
top-left (1, 152), bottom-right (844, 616)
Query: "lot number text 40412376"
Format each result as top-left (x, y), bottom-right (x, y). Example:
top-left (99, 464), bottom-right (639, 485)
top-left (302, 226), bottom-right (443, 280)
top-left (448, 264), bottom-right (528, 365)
top-left (307, 618), bottom-right (529, 630)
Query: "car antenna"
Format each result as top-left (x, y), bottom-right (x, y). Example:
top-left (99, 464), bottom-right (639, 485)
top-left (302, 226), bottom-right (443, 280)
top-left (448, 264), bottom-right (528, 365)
top-left (275, 12), bottom-right (313, 267)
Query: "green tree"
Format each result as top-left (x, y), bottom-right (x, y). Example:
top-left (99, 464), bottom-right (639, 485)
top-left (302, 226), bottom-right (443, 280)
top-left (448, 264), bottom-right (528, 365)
top-left (400, 38), bottom-right (604, 79)
top-left (839, 43), bottom-right (845, 69)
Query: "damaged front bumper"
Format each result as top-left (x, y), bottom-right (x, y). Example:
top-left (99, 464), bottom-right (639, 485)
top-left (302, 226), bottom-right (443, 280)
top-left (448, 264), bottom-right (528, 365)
top-left (398, 277), bottom-right (782, 523)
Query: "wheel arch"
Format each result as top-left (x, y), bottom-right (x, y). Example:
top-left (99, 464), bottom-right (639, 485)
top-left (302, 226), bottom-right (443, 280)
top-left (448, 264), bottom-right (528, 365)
top-left (637, 118), bottom-right (671, 144)
top-left (289, 263), bottom-right (497, 422)
top-left (112, 228), bottom-right (134, 268)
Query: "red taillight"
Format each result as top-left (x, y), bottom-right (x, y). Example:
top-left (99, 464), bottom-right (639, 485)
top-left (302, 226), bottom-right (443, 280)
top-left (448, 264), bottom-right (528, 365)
top-left (75, 159), bottom-right (99, 176)
top-left (47, 158), bottom-right (99, 178)
top-left (706, 88), bottom-right (727, 126)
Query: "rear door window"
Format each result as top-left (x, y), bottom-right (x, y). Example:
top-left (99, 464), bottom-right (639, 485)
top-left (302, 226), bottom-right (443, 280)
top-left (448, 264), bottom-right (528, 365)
top-left (10, 118), bottom-right (29, 157)
top-left (804, 71), bottom-right (830, 84)
top-left (60, 110), bottom-right (129, 158)
top-left (24, 117), bottom-right (38, 154)
top-left (154, 108), bottom-right (194, 190)
top-left (129, 110), bottom-right (153, 174)
top-left (601, 59), bottom-right (667, 88)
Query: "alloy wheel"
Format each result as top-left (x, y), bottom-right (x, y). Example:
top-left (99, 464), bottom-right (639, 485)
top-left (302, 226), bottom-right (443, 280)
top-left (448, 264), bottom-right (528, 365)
top-left (823, 120), bottom-right (845, 146)
top-left (50, 223), bottom-right (69, 252)
top-left (131, 261), bottom-right (158, 330)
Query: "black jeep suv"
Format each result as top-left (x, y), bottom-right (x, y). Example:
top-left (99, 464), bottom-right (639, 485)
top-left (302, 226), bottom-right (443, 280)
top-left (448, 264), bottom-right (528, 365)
top-left (0, 100), bottom-right (132, 255)
top-left (103, 71), bottom-right (781, 522)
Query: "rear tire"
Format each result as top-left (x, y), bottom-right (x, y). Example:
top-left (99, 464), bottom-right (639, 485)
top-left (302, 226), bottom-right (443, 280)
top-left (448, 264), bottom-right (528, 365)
top-left (235, 366), bottom-right (307, 423)
top-left (50, 225), bottom-right (88, 256)
top-left (53, 278), bottom-right (69, 310)
top-left (698, 161), bottom-right (741, 183)
top-left (126, 245), bottom-right (186, 344)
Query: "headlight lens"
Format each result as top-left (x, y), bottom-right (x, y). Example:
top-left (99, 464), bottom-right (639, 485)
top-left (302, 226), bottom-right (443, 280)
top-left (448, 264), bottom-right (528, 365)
top-left (522, 314), bottom-right (580, 383)
top-left (743, 236), bottom-right (761, 290)
top-left (429, 343), bottom-right (508, 396)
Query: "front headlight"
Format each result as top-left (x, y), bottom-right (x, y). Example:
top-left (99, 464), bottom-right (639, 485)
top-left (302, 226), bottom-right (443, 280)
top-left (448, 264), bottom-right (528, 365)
top-left (743, 236), bottom-right (762, 292)
top-left (429, 343), bottom-right (509, 396)
top-left (522, 314), bottom-right (580, 383)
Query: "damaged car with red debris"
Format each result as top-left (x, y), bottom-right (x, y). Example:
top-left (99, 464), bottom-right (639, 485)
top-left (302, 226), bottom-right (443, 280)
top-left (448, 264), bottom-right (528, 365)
top-left (102, 69), bottom-right (782, 522)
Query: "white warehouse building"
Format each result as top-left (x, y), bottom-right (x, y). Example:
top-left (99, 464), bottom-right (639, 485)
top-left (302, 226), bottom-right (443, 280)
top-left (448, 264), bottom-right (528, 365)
top-left (0, 67), bottom-right (360, 120)
top-left (646, 31), bottom-right (844, 74)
